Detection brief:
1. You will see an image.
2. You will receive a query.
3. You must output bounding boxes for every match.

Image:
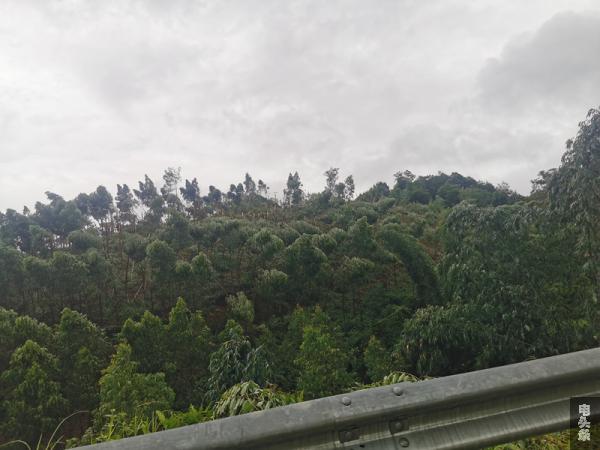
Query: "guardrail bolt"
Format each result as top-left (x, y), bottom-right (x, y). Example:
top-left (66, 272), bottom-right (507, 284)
top-left (398, 437), bottom-right (410, 447)
top-left (339, 428), bottom-right (360, 443)
top-left (389, 418), bottom-right (407, 434)
top-left (392, 386), bottom-right (404, 396)
top-left (341, 396), bottom-right (352, 406)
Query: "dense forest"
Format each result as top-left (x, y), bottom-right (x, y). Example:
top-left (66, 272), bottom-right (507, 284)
top-left (1, 108), bottom-right (599, 447)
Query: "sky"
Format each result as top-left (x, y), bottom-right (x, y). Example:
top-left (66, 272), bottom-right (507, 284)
top-left (1, 0), bottom-right (600, 211)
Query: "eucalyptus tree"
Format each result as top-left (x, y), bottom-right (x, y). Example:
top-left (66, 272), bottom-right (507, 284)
top-left (284, 172), bottom-right (303, 206)
top-left (98, 342), bottom-right (175, 421)
top-left (115, 184), bottom-right (138, 227)
top-left (549, 107), bottom-right (600, 307)
top-left (243, 173), bottom-right (257, 196)
top-left (54, 308), bottom-right (111, 413)
top-left (0, 340), bottom-right (68, 443)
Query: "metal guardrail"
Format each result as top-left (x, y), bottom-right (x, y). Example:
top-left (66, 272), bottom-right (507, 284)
top-left (79, 347), bottom-right (600, 450)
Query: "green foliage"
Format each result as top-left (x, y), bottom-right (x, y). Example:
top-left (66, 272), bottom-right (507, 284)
top-left (214, 381), bottom-right (301, 418)
top-left (295, 324), bottom-right (353, 399)
top-left (549, 107), bottom-right (600, 307)
top-left (145, 240), bottom-right (176, 275)
top-left (378, 224), bottom-right (442, 306)
top-left (0, 133), bottom-right (599, 446)
top-left (226, 292), bottom-right (255, 325)
top-left (68, 230), bottom-right (102, 253)
top-left (119, 299), bottom-right (211, 408)
top-left (0, 309), bottom-right (53, 373)
top-left (98, 343), bottom-right (175, 422)
top-left (191, 252), bottom-right (214, 280)
top-left (0, 340), bottom-right (68, 444)
top-left (364, 336), bottom-right (397, 382)
top-left (54, 308), bottom-right (110, 412)
top-left (436, 202), bottom-right (592, 369)
top-left (206, 320), bottom-right (271, 402)
top-left (402, 304), bottom-right (485, 376)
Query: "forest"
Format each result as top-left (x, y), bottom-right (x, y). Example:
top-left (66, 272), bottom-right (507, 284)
top-left (0, 107), bottom-right (599, 448)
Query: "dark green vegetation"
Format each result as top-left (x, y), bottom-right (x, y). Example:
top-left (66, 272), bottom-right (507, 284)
top-left (0, 108), bottom-right (599, 448)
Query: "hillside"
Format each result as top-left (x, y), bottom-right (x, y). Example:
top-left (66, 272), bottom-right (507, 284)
top-left (0, 108), bottom-right (598, 447)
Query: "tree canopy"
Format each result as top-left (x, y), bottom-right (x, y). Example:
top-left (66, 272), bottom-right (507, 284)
top-left (0, 110), bottom-right (599, 446)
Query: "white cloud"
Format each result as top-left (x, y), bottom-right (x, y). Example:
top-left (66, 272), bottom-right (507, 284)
top-left (1, 1), bottom-right (599, 210)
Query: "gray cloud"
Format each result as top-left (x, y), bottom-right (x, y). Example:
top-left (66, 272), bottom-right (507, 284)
top-left (1, 1), bottom-right (600, 210)
top-left (478, 11), bottom-right (600, 111)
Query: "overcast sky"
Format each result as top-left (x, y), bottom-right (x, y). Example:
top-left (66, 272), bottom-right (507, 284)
top-left (1, 0), bottom-right (600, 211)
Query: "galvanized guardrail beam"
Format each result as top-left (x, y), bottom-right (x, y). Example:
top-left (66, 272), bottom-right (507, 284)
top-left (79, 347), bottom-right (600, 449)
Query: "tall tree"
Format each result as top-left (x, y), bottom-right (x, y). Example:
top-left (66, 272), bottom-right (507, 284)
top-left (88, 186), bottom-right (114, 224)
top-left (257, 180), bottom-right (269, 197)
top-left (549, 107), bottom-right (600, 305)
top-left (98, 342), bottom-right (175, 421)
top-left (324, 168), bottom-right (339, 193)
top-left (343, 175), bottom-right (355, 200)
top-left (115, 184), bottom-right (138, 226)
top-left (243, 173), bottom-right (257, 195)
top-left (0, 340), bottom-right (68, 444)
top-left (133, 175), bottom-right (160, 208)
top-left (295, 324), bottom-right (352, 399)
top-left (161, 167), bottom-right (182, 198)
top-left (284, 172), bottom-right (304, 206)
top-left (206, 320), bottom-right (270, 402)
top-left (54, 308), bottom-right (111, 418)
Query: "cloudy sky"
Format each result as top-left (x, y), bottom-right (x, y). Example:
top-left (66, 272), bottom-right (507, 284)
top-left (1, 0), bottom-right (600, 210)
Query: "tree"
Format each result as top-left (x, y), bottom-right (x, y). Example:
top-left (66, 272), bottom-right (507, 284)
top-left (54, 308), bottom-right (110, 413)
top-left (119, 299), bottom-right (212, 409)
top-left (257, 180), bottom-right (269, 197)
top-left (243, 173), bottom-right (257, 195)
top-left (214, 381), bottom-right (300, 418)
top-left (206, 320), bottom-right (271, 402)
top-left (161, 167), bottom-right (181, 198)
top-left (247, 229), bottom-right (284, 266)
top-left (49, 252), bottom-right (88, 317)
top-left (356, 182), bottom-right (390, 202)
top-left (204, 185), bottom-right (223, 213)
top-left (180, 178), bottom-right (200, 204)
top-left (393, 170), bottom-right (415, 190)
top-left (549, 107), bottom-right (600, 304)
top-left (164, 298), bottom-right (211, 407)
top-left (120, 311), bottom-right (167, 374)
top-left (115, 184), bottom-right (138, 225)
top-left (180, 178), bottom-right (203, 218)
top-left (295, 324), bottom-right (352, 399)
top-left (98, 342), bottom-right (175, 421)
top-left (162, 212), bottom-right (192, 250)
top-left (364, 336), bottom-right (395, 382)
top-left (88, 186), bottom-right (114, 224)
top-left (227, 184), bottom-right (243, 205)
top-left (0, 340), bottom-right (68, 443)
top-left (226, 292), bottom-right (255, 326)
top-left (0, 309), bottom-right (53, 373)
top-left (284, 172), bottom-right (304, 206)
top-left (343, 175), bottom-right (355, 200)
top-left (436, 202), bottom-right (591, 370)
top-left (438, 182), bottom-right (461, 206)
top-left (402, 304), bottom-right (485, 376)
top-left (378, 224), bottom-right (442, 307)
top-left (145, 240), bottom-right (177, 309)
top-left (133, 175), bottom-right (160, 208)
top-left (191, 251), bottom-right (214, 281)
top-left (324, 168), bottom-right (339, 193)
top-left (283, 235), bottom-right (328, 302)
top-left (0, 244), bottom-right (25, 310)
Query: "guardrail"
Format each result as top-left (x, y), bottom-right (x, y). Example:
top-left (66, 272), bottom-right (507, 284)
top-left (78, 347), bottom-right (600, 449)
